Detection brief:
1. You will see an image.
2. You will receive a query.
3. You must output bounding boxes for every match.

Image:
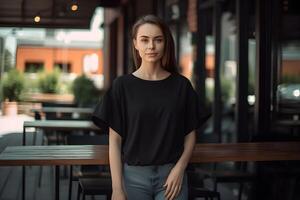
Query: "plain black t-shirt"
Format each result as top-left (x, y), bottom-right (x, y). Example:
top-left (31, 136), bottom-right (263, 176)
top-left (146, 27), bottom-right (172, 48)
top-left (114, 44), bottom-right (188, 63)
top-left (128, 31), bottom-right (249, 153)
top-left (92, 72), bottom-right (203, 166)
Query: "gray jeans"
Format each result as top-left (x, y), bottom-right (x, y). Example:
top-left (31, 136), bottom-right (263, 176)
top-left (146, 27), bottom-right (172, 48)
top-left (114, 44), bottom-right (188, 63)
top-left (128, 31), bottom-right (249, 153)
top-left (123, 163), bottom-right (188, 200)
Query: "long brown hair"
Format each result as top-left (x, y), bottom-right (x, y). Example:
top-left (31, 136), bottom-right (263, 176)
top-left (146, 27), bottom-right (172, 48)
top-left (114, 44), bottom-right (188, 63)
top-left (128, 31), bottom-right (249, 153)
top-left (131, 15), bottom-right (177, 73)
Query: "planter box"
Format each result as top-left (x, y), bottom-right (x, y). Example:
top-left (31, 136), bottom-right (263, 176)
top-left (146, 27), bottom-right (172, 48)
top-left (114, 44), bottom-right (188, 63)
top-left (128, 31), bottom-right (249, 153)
top-left (2, 101), bottom-right (18, 116)
top-left (23, 93), bottom-right (74, 105)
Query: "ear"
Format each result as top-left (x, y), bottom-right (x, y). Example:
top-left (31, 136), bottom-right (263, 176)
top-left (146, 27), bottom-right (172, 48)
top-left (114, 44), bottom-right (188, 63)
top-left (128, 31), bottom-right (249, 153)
top-left (133, 39), bottom-right (138, 50)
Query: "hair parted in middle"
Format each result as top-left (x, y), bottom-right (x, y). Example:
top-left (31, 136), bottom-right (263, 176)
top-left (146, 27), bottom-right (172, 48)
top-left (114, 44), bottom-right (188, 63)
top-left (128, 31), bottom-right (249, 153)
top-left (131, 15), bottom-right (178, 73)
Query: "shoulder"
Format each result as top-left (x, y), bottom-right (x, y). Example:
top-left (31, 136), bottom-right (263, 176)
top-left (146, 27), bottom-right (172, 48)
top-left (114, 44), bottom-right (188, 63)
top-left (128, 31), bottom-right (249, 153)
top-left (176, 73), bottom-right (191, 82)
top-left (110, 74), bottom-right (134, 93)
top-left (172, 72), bottom-right (193, 86)
top-left (111, 74), bottom-right (130, 86)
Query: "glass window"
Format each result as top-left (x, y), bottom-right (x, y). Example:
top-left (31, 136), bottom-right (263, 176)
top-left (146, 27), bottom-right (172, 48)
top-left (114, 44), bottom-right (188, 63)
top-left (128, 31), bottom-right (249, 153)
top-left (54, 62), bottom-right (72, 73)
top-left (25, 62), bottom-right (44, 73)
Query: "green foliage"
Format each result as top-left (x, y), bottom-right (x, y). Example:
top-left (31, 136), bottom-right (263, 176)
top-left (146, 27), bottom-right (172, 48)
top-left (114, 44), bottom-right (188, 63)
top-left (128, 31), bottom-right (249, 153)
top-left (72, 75), bottom-right (102, 107)
top-left (37, 68), bottom-right (61, 93)
top-left (206, 82), bottom-right (213, 103)
top-left (23, 74), bottom-right (40, 93)
top-left (4, 49), bottom-right (13, 72)
top-left (1, 69), bottom-right (25, 102)
top-left (205, 77), bottom-right (234, 104)
top-left (221, 78), bottom-right (233, 103)
top-left (281, 74), bottom-right (300, 84)
top-left (25, 63), bottom-right (44, 73)
top-left (60, 79), bottom-right (73, 94)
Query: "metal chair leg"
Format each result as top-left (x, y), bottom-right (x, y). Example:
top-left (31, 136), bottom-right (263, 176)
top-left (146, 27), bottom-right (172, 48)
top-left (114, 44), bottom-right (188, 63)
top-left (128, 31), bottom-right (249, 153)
top-left (217, 192), bottom-right (221, 200)
top-left (213, 178), bottom-right (218, 191)
top-left (38, 166), bottom-right (43, 187)
top-left (238, 182), bottom-right (244, 200)
top-left (77, 182), bottom-right (82, 200)
top-left (68, 165), bottom-right (73, 200)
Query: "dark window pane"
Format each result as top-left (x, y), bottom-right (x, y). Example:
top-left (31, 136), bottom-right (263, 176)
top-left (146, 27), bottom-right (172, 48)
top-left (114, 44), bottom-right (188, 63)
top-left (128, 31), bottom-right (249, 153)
top-left (54, 63), bottom-right (72, 73)
top-left (24, 62), bottom-right (44, 73)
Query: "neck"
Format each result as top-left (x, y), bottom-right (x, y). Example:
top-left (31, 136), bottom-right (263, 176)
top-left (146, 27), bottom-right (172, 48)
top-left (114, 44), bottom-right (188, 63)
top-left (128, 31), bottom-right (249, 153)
top-left (139, 61), bottom-right (163, 75)
top-left (135, 61), bottom-right (169, 80)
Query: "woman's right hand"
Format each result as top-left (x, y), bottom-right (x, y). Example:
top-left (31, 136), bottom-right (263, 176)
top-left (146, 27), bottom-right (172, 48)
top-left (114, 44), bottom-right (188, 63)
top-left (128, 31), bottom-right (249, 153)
top-left (112, 189), bottom-right (127, 200)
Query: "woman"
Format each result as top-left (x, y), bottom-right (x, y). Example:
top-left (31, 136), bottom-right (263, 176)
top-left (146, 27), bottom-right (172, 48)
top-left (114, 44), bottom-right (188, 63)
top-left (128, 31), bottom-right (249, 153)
top-left (92, 15), bottom-right (202, 200)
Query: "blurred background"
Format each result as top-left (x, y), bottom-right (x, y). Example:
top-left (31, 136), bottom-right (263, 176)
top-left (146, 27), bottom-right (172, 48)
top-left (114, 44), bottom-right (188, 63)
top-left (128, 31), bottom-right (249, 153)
top-left (0, 0), bottom-right (299, 199)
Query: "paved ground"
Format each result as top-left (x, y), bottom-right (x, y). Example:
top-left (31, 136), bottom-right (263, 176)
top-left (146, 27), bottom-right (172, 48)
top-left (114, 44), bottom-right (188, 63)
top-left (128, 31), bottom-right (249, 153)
top-left (0, 114), bottom-right (34, 137)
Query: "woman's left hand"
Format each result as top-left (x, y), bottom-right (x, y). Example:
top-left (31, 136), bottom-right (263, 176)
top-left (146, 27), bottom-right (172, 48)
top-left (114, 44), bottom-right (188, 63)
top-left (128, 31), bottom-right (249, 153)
top-left (163, 165), bottom-right (185, 200)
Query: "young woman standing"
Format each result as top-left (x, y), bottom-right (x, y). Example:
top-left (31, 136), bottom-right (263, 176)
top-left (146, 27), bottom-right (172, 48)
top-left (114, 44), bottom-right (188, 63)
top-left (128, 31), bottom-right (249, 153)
top-left (92, 15), bottom-right (202, 200)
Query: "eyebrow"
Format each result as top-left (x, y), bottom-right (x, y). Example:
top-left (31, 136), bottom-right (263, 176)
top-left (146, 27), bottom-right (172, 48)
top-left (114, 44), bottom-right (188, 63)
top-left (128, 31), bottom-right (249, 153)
top-left (139, 35), bottom-right (163, 39)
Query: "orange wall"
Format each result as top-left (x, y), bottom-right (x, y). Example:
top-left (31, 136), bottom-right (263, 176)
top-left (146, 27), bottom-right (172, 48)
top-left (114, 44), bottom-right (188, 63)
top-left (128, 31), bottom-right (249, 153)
top-left (179, 52), bottom-right (215, 80)
top-left (282, 60), bottom-right (300, 77)
top-left (16, 46), bottom-right (103, 75)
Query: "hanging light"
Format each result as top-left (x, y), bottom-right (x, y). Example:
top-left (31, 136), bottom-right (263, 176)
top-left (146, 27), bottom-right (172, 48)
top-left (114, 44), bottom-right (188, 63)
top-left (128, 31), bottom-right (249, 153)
top-left (71, 1), bottom-right (78, 11)
top-left (34, 14), bottom-right (41, 23)
top-left (71, 4), bottom-right (78, 11)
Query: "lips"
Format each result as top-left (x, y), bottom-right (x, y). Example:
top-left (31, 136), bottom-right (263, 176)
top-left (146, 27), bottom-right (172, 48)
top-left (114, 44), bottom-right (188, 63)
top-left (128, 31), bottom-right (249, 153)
top-left (146, 53), bottom-right (158, 56)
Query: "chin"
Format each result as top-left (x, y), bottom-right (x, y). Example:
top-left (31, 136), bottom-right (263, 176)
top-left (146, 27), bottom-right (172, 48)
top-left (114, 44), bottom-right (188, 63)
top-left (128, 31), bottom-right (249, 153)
top-left (144, 56), bottom-right (163, 63)
top-left (146, 58), bottom-right (159, 62)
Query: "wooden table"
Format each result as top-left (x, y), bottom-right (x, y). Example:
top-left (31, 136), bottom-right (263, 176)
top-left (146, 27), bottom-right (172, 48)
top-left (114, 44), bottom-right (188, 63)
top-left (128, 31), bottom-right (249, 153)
top-left (2, 142), bottom-right (300, 165)
top-left (191, 142), bottom-right (300, 163)
top-left (0, 145), bottom-right (108, 166)
top-left (21, 120), bottom-right (100, 200)
top-left (23, 120), bottom-right (100, 145)
top-left (1, 142), bottom-right (300, 200)
top-left (31, 107), bottom-right (93, 114)
top-left (0, 145), bottom-right (108, 200)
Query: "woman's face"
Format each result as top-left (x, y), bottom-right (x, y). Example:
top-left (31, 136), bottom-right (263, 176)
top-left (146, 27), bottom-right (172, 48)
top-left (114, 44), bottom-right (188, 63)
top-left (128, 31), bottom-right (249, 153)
top-left (134, 23), bottom-right (165, 64)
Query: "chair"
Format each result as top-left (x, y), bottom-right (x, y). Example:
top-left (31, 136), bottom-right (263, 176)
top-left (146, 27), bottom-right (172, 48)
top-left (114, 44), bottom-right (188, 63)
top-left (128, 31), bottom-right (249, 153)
top-left (66, 134), bottom-right (110, 200)
top-left (189, 187), bottom-right (221, 200)
top-left (41, 105), bottom-right (73, 145)
top-left (77, 177), bottom-right (112, 200)
top-left (187, 169), bottom-right (221, 200)
top-left (195, 165), bottom-right (255, 200)
top-left (195, 134), bottom-right (255, 200)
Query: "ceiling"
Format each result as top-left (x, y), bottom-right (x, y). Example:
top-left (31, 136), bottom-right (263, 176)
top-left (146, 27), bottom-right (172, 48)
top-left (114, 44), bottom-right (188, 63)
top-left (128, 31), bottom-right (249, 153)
top-left (0, 0), bottom-right (120, 29)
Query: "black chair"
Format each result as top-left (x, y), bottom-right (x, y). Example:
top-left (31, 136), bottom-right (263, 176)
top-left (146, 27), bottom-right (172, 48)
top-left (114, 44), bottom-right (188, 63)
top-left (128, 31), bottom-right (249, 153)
top-left (189, 187), bottom-right (221, 200)
top-left (66, 134), bottom-right (110, 200)
top-left (195, 165), bottom-right (255, 200)
top-left (41, 105), bottom-right (73, 146)
top-left (77, 177), bottom-right (112, 200)
top-left (77, 178), bottom-right (112, 200)
top-left (195, 134), bottom-right (255, 200)
top-left (187, 169), bottom-right (221, 200)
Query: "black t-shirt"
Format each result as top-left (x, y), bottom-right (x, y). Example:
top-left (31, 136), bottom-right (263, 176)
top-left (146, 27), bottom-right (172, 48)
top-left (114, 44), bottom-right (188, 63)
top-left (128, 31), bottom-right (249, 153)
top-left (92, 72), bottom-right (203, 166)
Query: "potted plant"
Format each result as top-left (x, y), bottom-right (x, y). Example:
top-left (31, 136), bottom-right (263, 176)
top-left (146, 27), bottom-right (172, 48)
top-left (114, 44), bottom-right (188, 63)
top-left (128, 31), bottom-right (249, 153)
top-left (37, 68), bottom-right (61, 94)
top-left (72, 74), bottom-right (103, 107)
top-left (1, 68), bottom-right (25, 115)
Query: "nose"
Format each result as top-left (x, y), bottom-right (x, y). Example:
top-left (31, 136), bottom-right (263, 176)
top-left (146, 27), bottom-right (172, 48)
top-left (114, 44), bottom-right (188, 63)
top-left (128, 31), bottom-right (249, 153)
top-left (148, 40), bottom-right (155, 49)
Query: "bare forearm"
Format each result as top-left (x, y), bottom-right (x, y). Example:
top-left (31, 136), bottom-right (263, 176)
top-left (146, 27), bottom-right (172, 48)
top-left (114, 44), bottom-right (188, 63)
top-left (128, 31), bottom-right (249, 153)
top-left (109, 128), bottom-right (124, 190)
top-left (175, 130), bottom-right (196, 170)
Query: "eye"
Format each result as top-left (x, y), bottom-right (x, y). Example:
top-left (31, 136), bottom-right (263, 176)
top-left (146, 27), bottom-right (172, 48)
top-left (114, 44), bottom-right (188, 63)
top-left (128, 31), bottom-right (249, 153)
top-left (141, 39), bottom-right (148, 42)
top-left (155, 38), bottom-right (163, 43)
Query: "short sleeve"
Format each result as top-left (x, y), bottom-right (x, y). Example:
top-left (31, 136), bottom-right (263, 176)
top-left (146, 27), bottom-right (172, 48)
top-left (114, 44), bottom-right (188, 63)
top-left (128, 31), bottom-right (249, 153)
top-left (184, 81), bottom-right (205, 136)
top-left (92, 80), bottom-right (123, 137)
